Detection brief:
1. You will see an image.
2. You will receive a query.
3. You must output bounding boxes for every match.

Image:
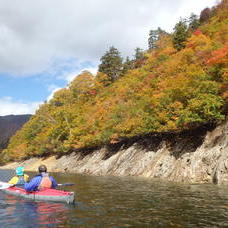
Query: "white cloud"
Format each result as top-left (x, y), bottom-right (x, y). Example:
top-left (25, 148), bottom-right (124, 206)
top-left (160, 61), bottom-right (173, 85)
top-left (0, 97), bottom-right (41, 115)
top-left (0, 0), bottom-right (220, 115)
top-left (175, 0), bottom-right (219, 24)
top-left (47, 86), bottom-right (62, 102)
top-left (0, 66), bottom-right (98, 115)
top-left (0, 0), bottom-right (219, 76)
top-left (61, 67), bottom-right (98, 83)
top-left (47, 84), bottom-right (61, 93)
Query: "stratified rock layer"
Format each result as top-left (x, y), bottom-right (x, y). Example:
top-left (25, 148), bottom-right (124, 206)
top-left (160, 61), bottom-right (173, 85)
top-left (1, 120), bottom-right (227, 184)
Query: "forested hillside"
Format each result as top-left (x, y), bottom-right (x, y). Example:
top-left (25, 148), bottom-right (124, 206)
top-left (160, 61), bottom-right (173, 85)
top-left (2, 0), bottom-right (227, 162)
top-left (0, 115), bottom-right (31, 151)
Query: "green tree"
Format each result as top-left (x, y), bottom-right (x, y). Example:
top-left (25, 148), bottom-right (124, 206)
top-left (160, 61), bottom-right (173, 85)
top-left (172, 19), bottom-right (189, 51)
top-left (148, 27), bottom-right (167, 50)
top-left (134, 47), bottom-right (144, 60)
top-left (98, 46), bottom-right (123, 82)
top-left (148, 29), bottom-right (159, 50)
top-left (188, 13), bottom-right (200, 31)
top-left (122, 56), bottom-right (134, 75)
top-left (134, 47), bottom-right (145, 68)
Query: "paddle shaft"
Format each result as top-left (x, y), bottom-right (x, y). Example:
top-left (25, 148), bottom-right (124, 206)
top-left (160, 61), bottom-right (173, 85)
top-left (15, 183), bottom-right (74, 187)
top-left (57, 183), bottom-right (74, 186)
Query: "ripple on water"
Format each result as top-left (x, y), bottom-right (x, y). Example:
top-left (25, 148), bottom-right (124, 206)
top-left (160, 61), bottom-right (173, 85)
top-left (1, 171), bottom-right (228, 227)
top-left (0, 192), bottom-right (72, 227)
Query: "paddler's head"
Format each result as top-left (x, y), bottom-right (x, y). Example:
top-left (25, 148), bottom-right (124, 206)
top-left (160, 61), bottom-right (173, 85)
top-left (16, 166), bottom-right (24, 176)
top-left (38, 165), bottom-right (47, 173)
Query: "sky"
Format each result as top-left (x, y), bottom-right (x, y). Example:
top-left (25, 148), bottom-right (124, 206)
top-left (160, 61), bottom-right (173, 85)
top-left (0, 0), bottom-right (219, 116)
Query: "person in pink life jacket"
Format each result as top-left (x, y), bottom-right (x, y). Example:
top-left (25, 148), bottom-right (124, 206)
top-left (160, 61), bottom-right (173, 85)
top-left (24, 165), bottom-right (57, 192)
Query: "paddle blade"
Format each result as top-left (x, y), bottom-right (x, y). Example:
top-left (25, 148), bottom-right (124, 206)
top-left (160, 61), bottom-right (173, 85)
top-left (0, 181), bottom-right (13, 190)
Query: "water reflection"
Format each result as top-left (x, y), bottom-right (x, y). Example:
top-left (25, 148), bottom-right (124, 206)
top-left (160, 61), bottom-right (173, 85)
top-left (0, 194), bottom-right (69, 227)
top-left (1, 170), bottom-right (228, 227)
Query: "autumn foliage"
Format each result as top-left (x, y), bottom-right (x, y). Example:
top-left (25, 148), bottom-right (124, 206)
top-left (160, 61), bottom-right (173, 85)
top-left (2, 0), bottom-right (228, 162)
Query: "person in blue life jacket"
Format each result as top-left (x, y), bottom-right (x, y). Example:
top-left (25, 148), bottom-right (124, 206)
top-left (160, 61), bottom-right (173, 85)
top-left (8, 166), bottom-right (29, 186)
top-left (24, 165), bottom-right (57, 192)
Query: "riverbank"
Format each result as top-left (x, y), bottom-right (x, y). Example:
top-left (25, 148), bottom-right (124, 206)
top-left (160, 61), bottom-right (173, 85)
top-left (1, 120), bottom-right (227, 184)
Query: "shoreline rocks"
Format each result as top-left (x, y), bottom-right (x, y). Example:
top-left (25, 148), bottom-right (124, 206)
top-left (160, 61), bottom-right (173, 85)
top-left (1, 120), bottom-right (227, 184)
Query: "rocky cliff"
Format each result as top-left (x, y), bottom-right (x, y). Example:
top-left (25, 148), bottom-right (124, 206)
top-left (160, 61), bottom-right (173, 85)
top-left (1, 119), bottom-right (227, 184)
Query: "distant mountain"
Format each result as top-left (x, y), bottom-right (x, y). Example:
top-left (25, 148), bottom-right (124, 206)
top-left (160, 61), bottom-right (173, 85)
top-left (0, 115), bottom-right (32, 150)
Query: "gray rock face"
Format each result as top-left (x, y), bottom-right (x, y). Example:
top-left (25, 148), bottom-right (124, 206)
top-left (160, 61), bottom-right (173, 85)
top-left (57, 120), bottom-right (228, 184)
top-left (1, 120), bottom-right (227, 184)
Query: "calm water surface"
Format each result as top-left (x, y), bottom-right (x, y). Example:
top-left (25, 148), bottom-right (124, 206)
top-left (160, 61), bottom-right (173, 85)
top-left (1, 170), bottom-right (228, 227)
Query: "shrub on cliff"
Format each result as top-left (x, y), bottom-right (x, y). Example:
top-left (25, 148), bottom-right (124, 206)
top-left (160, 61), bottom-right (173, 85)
top-left (2, 0), bottom-right (227, 162)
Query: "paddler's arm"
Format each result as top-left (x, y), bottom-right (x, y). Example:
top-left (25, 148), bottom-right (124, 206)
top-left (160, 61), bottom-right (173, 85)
top-left (24, 176), bottom-right (41, 192)
top-left (50, 176), bottom-right (58, 189)
top-left (8, 176), bottom-right (18, 185)
top-left (24, 174), bottom-right (30, 182)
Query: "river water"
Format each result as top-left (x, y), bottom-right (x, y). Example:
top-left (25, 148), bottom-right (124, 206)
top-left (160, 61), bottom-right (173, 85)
top-left (1, 170), bottom-right (228, 227)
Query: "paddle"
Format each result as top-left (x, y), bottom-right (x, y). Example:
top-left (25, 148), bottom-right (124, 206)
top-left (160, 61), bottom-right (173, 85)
top-left (0, 181), bottom-right (74, 190)
top-left (57, 183), bottom-right (74, 187)
top-left (0, 181), bottom-right (13, 190)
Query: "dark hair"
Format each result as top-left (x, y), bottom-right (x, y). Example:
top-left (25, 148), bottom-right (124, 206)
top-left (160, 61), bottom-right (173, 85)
top-left (38, 165), bottom-right (47, 173)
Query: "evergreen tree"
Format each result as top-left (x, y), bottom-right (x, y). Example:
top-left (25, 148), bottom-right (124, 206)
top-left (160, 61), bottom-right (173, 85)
top-left (172, 19), bottom-right (189, 51)
top-left (98, 46), bottom-right (123, 82)
top-left (188, 13), bottom-right (200, 31)
top-left (134, 47), bottom-right (144, 60)
top-left (148, 29), bottom-right (159, 50)
top-left (157, 27), bottom-right (166, 35)
top-left (122, 56), bottom-right (134, 75)
top-left (148, 27), bottom-right (168, 50)
top-left (134, 47), bottom-right (145, 68)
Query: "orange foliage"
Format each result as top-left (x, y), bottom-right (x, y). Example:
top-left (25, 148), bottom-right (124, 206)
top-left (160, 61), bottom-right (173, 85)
top-left (193, 29), bottom-right (203, 36)
top-left (2, 0), bottom-right (227, 162)
top-left (223, 91), bottom-right (228, 99)
top-left (206, 44), bottom-right (228, 65)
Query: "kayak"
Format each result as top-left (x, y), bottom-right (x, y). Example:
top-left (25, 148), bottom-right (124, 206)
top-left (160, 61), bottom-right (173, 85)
top-left (2, 186), bottom-right (75, 204)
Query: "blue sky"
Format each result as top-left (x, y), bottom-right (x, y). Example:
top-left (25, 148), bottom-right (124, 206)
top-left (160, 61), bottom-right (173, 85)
top-left (0, 0), bottom-right (218, 115)
top-left (0, 74), bottom-right (57, 102)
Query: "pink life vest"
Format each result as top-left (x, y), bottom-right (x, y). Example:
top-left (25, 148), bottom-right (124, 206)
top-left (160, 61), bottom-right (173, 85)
top-left (38, 173), bottom-right (52, 190)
